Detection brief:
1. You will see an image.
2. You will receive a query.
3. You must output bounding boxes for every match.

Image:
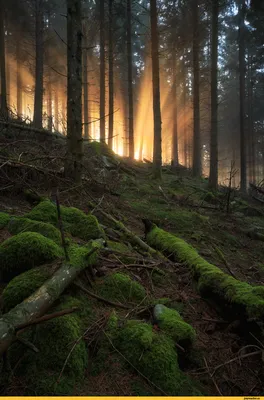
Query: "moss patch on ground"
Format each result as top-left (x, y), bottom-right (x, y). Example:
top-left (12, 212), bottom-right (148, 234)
top-left (25, 200), bottom-right (104, 241)
top-left (154, 304), bottom-right (196, 346)
top-left (96, 272), bottom-right (146, 304)
top-left (0, 231), bottom-right (63, 282)
top-left (146, 225), bottom-right (264, 320)
top-left (2, 266), bottom-right (53, 311)
top-left (8, 217), bottom-right (62, 244)
top-left (0, 212), bottom-right (11, 229)
top-left (10, 296), bottom-right (88, 395)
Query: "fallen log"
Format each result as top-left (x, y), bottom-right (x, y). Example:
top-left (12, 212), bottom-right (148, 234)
top-left (0, 239), bottom-right (104, 356)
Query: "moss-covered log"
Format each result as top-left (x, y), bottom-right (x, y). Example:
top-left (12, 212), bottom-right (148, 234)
top-left (0, 239), bottom-right (104, 356)
top-left (145, 223), bottom-right (264, 321)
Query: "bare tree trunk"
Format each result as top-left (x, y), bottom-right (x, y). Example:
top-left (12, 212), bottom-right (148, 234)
top-left (209, 0), bottom-right (219, 190)
top-left (47, 82), bottom-right (53, 131)
top-left (171, 53), bottom-right (178, 167)
top-left (33, 0), bottom-right (44, 128)
top-left (192, 0), bottom-right (201, 177)
top-left (99, 0), bottom-right (105, 142)
top-left (248, 54), bottom-right (255, 183)
top-left (108, 0), bottom-right (114, 149)
top-left (0, 0), bottom-right (8, 118)
top-left (150, 0), bottom-right (162, 178)
top-left (239, 0), bottom-right (247, 192)
top-left (16, 41), bottom-right (23, 118)
top-left (54, 89), bottom-right (59, 131)
top-left (127, 0), bottom-right (134, 159)
top-left (64, 0), bottom-right (83, 183)
top-left (83, 23), bottom-right (89, 139)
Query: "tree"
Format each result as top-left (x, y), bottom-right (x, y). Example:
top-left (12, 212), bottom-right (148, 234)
top-left (150, 0), bottom-right (162, 178)
top-left (0, 0), bottom-right (8, 118)
top-left (192, 0), bottom-right (201, 177)
top-left (33, 0), bottom-right (44, 128)
top-left (209, 0), bottom-right (219, 189)
top-left (83, 21), bottom-right (89, 139)
top-left (127, 0), bottom-right (134, 159)
top-left (108, 0), bottom-right (114, 149)
top-left (64, 0), bottom-right (83, 183)
top-left (171, 52), bottom-right (178, 167)
top-left (99, 0), bottom-right (105, 142)
top-left (238, 0), bottom-right (247, 192)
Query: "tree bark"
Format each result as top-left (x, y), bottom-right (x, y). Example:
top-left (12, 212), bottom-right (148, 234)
top-left (33, 0), bottom-right (44, 129)
top-left (83, 23), bottom-right (89, 139)
top-left (171, 53), bottom-right (178, 167)
top-left (192, 0), bottom-right (201, 177)
top-left (239, 0), bottom-right (247, 192)
top-left (0, 0), bottom-right (8, 118)
top-left (16, 41), bottom-right (23, 118)
top-left (99, 0), bottom-right (105, 142)
top-left (127, 0), bottom-right (134, 159)
top-left (64, 0), bottom-right (83, 183)
top-left (150, 0), bottom-right (162, 179)
top-left (0, 242), bottom-right (102, 356)
top-left (108, 0), bottom-right (114, 150)
top-left (209, 0), bottom-right (219, 190)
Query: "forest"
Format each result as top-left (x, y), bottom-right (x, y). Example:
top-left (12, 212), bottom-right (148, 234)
top-left (0, 0), bottom-right (264, 397)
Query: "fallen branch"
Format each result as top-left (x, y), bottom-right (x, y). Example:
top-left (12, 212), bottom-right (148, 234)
top-left (0, 241), bottom-right (103, 356)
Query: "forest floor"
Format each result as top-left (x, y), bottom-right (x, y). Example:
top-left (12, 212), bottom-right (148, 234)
top-left (1, 124), bottom-right (264, 396)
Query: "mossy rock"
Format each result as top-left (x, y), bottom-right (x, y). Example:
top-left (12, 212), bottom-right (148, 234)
top-left (115, 320), bottom-right (201, 395)
top-left (9, 296), bottom-right (88, 395)
top-left (25, 200), bottom-right (104, 241)
top-left (8, 217), bottom-right (62, 244)
top-left (0, 231), bottom-right (63, 282)
top-left (154, 304), bottom-right (196, 346)
top-left (2, 266), bottom-right (54, 312)
top-left (96, 272), bottom-right (146, 304)
top-left (146, 225), bottom-right (264, 320)
top-left (0, 212), bottom-right (10, 229)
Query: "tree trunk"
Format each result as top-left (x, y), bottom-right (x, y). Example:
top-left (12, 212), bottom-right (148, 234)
top-left (0, 242), bottom-right (102, 356)
top-left (127, 0), bottom-right (134, 159)
top-left (0, 0), bottom-right (8, 118)
top-left (239, 0), bottom-right (247, 192)
top-left (33, 0), bottom-right (44, 128)
top-left (83, 23), bottom-right (89, 139)
top-left (108, 0), bottom-right (114, 149)
top-left (54, 89), bottom-right (59, 131)
top-left (248, 54), bottom-right (255, 183)
top-left (47, 82), bottom-right (53, 131)
top-left (192, 0), bottom-right (201, 177)
top-left (99, 0), bottom-right (105, 142)
top-left (171, 53), bottom-right (178, 167)
top-left (150, 0), bottom-right (162, 178)
top-left (16, 41), bottom-right (23, 118)
top-left (209, 0), bottom-right (219, 190)
top-left (64, 0), bottom-right (83, 183)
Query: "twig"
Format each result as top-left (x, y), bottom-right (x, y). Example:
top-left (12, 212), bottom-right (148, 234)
top-left (212, 350), bottom-right (262, 377)
top-left (203, 356), bottom-right (223, 396)
top-left (74, 282), bottom-right (132, 309)
top-left (16, 307), bottom-right (79, 331)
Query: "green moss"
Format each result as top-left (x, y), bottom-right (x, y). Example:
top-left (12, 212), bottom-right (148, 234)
top-left (9, 296), bottom-right (88, 395)
top-left (8, 217), bottom-right (62, 244)
top-left (115, 320), bottom-right (201, 395)
top-left (0, 231), bottom-right (63, 282)
top-left (0, 212), bottom-right (10, 229)
top-left (2, 266), bottom-right (53, 312)
top-left (26, 200), bottom-right (104, 241)
top-left (146, 226), bottom-right (264, 320)
top-left (107, 240), bottom-right (134, 263)
top-left (154, 304), bottom-right (196, 346)
top-left (96, 272), bottom-right (146, 304)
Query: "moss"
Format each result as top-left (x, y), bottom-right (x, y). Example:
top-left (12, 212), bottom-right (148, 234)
top-left (9, 296), bottom-right (88, 395)
top-left (154, 304), bottom-right (196, 346)
top-left (8, 217), bottom-right (62, 244)
top-left (0, 231), bottom-right (63, 282)
top-left (96, 272), bottom-right (146, 304)
top-left (146, 225), bottom-right (264, 320)
top-left (26, 200), bottom-right (104, 241)
top-left (107, 240), bottom-right (134, 263)
top-left (0, 212), bottom-right (10, 229)
top-left (115, 320), bottom-right (201, 395)
top-left (2, 266), bottom-right (53, 312)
